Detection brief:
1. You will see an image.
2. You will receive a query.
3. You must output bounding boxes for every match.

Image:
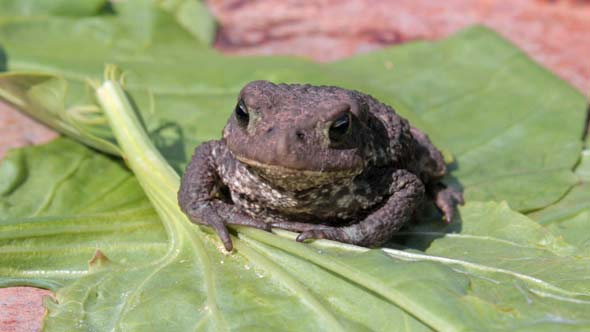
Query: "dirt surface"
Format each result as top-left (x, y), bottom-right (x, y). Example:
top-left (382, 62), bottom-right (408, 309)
top-left (1, 0), bottom-right (589, 331)
top-left (211, 0), bottom-right (590, 92)
top-left (0, 102), bottom-right (58, 159)
top-left (0, 288), bottom-right (52, 332)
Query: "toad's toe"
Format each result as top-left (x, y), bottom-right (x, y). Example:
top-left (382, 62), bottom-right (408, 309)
top-left (296, 227), bottom-right (348, 243)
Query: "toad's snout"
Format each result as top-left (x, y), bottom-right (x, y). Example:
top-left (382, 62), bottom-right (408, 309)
top-left (263, 126), bottom-right (311, 170)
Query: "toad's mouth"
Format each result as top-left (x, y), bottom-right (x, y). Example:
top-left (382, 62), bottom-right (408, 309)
top-left (236, 155), bottom-right (363, 190)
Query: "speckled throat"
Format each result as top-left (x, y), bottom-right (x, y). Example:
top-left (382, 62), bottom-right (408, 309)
top-left (236, 155), bottom-right (364, 191)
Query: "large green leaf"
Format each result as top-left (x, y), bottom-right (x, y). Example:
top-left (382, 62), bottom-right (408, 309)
top-left (1, 138), bottom-right (589, 331)
top-left (1, 1), bottom-right (589, 331)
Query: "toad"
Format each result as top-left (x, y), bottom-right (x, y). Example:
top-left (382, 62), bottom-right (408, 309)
top-left (178, 80), bottom-right (463, 251)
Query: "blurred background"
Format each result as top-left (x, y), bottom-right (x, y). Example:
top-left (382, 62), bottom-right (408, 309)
top-left (1, 0), bottom-right (590, 159)
top-left (1, 0), bottom-right (589, 160)
top-left (210, 0), bottom-right (590, 91)
top-left (0, 0), bottom-right (589, 331)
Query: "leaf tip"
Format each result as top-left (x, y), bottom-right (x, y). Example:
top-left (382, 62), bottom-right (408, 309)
top-left (88, 249), bottom-right (111, 271)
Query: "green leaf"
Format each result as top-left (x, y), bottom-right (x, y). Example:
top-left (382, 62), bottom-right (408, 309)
top-left (157, 0), bottom-right (217, 45)
top-left (0, 139), bottom-right (147, 217)
top-left (0, 139), bottom-right (166, 289)
top-left (576, 149), bottom-right (590, 182)
top-left (528, 149), bottom-right (590, 253)
top-left (0, 0), bottom-right (108, 17)
top-left (2, 139), bottom-right (590, 331)
top-left (1, 1), bottom-right (589, 331)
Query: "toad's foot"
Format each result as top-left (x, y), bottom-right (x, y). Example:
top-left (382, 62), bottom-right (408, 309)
top-left (270, 221), bottom-right (332, 232)
top-left (188, 202), bottom-right (271, 251)
top-left (270, 221), bottom-right (350, 244)
top-left (217, 210), bottom-right (271, 251)
top-left (296, 227), bottom-right (351, 243)
top-left (432, 184), bottom-right (464, 223)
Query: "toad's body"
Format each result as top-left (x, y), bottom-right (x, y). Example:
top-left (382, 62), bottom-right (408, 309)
top-left (179, 81), bottom-right (462, 250)
top-left (213, 143), bottom-right (392, 221)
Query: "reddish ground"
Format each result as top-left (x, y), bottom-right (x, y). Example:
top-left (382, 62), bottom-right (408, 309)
top-left (1, 0), bottom-right (589, 331)
top-left (210, 0), bottom-right (590, 91)
top-left (0, 288), bottom-right (52, 332)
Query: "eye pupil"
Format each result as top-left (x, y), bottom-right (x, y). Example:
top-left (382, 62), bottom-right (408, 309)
top-left (329, 113), bottom-right (351, 142)
top-left (235, 99), bottom-right (249, 127)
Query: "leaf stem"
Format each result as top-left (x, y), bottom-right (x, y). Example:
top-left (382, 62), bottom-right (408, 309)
top-left (96, 81), bottom-right (182, 236)
top-left (96, 79), bottom-right (229, 331)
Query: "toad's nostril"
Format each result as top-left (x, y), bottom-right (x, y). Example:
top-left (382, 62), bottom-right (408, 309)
top-left (266, 127), bottom-right (274, 134)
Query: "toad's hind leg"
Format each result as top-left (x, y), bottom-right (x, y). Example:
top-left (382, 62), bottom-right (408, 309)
top-left (272, 169), bottom-right (425, 247)
top-left (410, 126), bottom-right (463, 223)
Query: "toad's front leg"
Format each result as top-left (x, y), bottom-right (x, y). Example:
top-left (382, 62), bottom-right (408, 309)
top-left (272, 169), bottom-right (425, 247)
top-left (178, 141), bottom-right (270, 251)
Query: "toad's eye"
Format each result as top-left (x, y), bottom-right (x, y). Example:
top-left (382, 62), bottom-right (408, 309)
top-left (235, 99), bottom-right (249, 128)
top-left (328, 112), bottom-right (352, 143)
